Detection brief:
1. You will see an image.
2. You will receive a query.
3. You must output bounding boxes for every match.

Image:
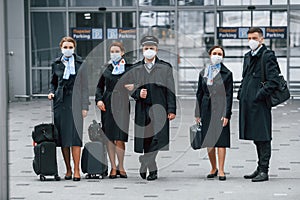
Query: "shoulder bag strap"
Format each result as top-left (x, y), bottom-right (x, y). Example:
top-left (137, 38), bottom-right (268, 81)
top-left (260, 50), bottom-right (267, 85)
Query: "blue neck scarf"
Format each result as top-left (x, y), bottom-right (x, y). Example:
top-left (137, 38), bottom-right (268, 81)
top-left (62, 55), bottom-right (75, 80)
top-left (112, 58), bottom-right (126, 75)
top-left (207, 63), bottom-right (221, 85)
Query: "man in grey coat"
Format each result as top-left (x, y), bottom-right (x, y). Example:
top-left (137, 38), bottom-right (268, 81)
top-left (238, 27), bottom-right (281, 182)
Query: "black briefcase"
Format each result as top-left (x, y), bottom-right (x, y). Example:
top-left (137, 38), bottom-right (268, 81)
top-left (189, 123), bottom-right (203, 150)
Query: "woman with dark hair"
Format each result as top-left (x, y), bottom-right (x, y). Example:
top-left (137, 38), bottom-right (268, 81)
top-left (48, 36), bottom-right (89, 181)
top-left (195, 45), bottom-right (233, 181)
top-left (95, 42), bottom-right (131, 179)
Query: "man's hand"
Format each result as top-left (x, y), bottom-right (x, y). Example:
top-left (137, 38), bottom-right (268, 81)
top-left (168, 113), bottom-right (176, 121)
top-left (124, 84), bottom-right (134, 91)
top-left (140, 88), bottom-right (147, 99)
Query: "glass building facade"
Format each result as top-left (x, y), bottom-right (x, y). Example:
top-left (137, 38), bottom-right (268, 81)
top-left (28, 0), bottom-right (300, 97)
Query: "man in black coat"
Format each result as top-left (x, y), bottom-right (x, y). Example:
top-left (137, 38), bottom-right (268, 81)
top-left (238, 27), bottom-right (281, 182)
top-left (125, 36), bottom-right (176, 181)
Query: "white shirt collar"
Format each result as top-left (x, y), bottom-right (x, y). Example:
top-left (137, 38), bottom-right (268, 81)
top-left (144, 57), bottom-right (156, 65)
top-left (251, 44), bottom-right (263, 56)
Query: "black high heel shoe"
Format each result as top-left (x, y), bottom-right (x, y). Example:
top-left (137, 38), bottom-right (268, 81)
top-left (109, 169), bottom-right (118, 179)
top-left (64, 172), bottom-right (72, 180)
top-left (219, 175), bottom-right (226, 181)
top-left (73, 177), bottom-right (81, 181)
top-left (64, 175), bottom-right (72, 180)
top-left (207, 169), bottom-right (218, 179)
top-left (119, 171), bottom-right (128, 178)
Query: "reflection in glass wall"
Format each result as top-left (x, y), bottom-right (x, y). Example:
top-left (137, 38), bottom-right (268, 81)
top-left (29, 1), bottom-right (300, 96)
top-left (31, 12), bottom-right (66, 94)
top-left (31, 0), bottom-right (66, 7)
top-left (69, 0), bottom-right (135, 6)
top-left (289, 10), bottom-right (300, 85)
top-left (291, 0), bottom-right (300, 4)
top-left (177, 11), bottom-right (208, 95)
top-left (220, 0), bottom-right (287, 5)
top-left (178, 0), bottom-right (212, 6)
top-left (139, 0), bottom-right (175, 6)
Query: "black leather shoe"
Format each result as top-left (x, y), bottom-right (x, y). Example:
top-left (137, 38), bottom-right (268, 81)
top-left (73, 177), bottom-right (81, 181)
top-left (219, 175), bottom-right (226, 181)
top-left (147, 171), bottom-right (157, 181)
top-left (139, 156), bottom-right (147, 179)
top-left (244, 170), bottom-right (259, 179)
top-left (251, 172), bottom-right (269, 182)
top-left (207, 169), bottom-right (218, 179)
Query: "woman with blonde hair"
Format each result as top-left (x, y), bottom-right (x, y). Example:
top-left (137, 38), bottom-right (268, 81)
top-left (95, 41), bottom-right (132, 179)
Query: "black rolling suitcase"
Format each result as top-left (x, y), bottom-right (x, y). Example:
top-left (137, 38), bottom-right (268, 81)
top-left (33, 141), bottom-right (60, 181)
top-left (81, 141), bottom-right (108, 179)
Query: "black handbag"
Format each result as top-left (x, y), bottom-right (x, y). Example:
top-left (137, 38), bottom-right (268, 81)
top-left (88, 120), bottom-right (106, 142)
top-left (260, 50), bottom-right (290, 107)
top-left (32, 123), bottom-right (59, 144)
top-left (189, 123), bottom-right (203, 150)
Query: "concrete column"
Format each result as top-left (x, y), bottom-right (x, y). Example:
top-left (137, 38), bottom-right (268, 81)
top-left (0, 0), bottom-right (9, 199)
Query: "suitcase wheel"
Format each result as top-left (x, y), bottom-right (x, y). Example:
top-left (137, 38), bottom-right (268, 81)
top-left (54, 175), bottom-right (61, 181)
top-left (86, 174), bottom-right (102, 179)
top-left (85, 174), bottom-right (91, 179)
top-left (40, 175), bottom-right (46, 181)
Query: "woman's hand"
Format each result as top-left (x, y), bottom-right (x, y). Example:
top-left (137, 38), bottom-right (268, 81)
top-left (97, 101), bottom-right (106, 111)
top-left (48, 93), bottom-right (54, 100)
top-left (195, 117), bottom-right (201, 124)
top-left (221, 117), bottom-right (229, 127)
top-left (82, 110), bottom-right (88, 118)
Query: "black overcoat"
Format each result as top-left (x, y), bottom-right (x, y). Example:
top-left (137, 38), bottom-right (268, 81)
top-left (238, 45), bottom-right (280, 141)
top-left (195, 63), bottom-right (233, 148)
top-left (49, 54), bottom-right (89, 147)
top-left (126, 58), bottom-right (176, 153)
top-left (95, 62), bottom-right (132, 142)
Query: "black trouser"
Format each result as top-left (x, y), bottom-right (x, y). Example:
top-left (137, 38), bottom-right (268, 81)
top-left (141, 106), bottom-right (159, 173)
top-left (254, 141), bottom-right (271, 173)
top-left (143, 136), bottom-right (158, 173)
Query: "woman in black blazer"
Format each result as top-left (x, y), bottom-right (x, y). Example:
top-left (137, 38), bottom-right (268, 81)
top-left (195, 45), bottom-right (233, 181)
top-left (95, 42), bottom-right (131, 179)
top-left (48, 36), bottom-right (89, 181)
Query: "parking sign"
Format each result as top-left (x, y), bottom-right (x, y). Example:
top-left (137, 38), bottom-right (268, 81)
top-left (107, 28), bottom-right (118, 39)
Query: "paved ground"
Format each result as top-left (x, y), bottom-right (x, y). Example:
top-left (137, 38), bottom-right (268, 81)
top-left (8, 98), bottom-right (300, 200)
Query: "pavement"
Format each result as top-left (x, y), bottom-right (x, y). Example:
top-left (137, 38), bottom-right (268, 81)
top-left (8, 98), bottom-right (300, 200)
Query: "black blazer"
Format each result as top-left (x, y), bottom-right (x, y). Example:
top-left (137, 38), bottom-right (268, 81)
top-left (49, 54), bottom-right (89, 110)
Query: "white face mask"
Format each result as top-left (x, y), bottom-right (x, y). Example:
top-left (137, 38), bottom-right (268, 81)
top-left (248, 39), bottom-right (260, 51)
top-left (110, 53), bottom-right (122, 62)
top-left (61, 48), bottom-right (74, 57)
top-left (143, 49), bottom-right (157, 60)
top-left (210, 55), bottom-right (223, 65)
